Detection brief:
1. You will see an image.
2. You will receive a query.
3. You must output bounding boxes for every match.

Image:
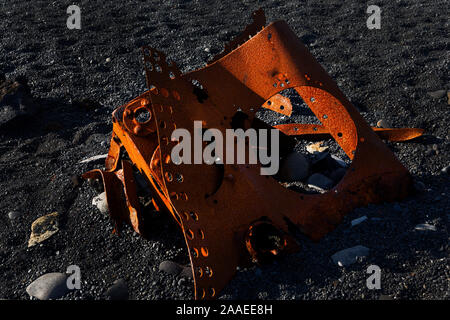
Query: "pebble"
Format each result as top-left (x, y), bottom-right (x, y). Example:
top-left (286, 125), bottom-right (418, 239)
top-left (331, 246), bottom-right (370, 267)
top-left (427, 89), bottom-right (446, 99)
top-left (26, 273), bottom-right (69, 300)
top-left (105, 279), bottom-right (129, 300)
top-left (278, 152), bottom-right (310, 182)
top-left (376, 119), bottom-right (391, 128)
top-left (331, 155), bottom-right (348, 168)
top-left (79, 154), bottom-right (108, 164)
top-left (441, 165), bottom-right (449, 174)
top-left (28, 212), bottom-right (59, 247)
top-left (92, 192), bottom-right (108, 214)
top-left (414, 224), bottom-right (436, 232)
top-left (8, 211), bottom-right (21, 220)
top-left (307, 173), bottom-right (334, 190)
top-left (159, 260), bottom-right (183, 276)
top-left (351, 216), bottom-right (368, 227)
top-left (105, 57), bottom-right (111, 63)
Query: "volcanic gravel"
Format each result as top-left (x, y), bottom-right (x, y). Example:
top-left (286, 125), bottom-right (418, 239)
top-left (0, 0), bottom-right (448, 300)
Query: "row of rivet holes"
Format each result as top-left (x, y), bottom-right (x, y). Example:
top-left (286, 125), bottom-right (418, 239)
top-left (155, 102), bottom-right (215, 298)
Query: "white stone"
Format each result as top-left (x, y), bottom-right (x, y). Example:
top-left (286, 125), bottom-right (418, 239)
top-left (351, 216), bottom-right (368, 227)
top-left (331, 246), bottom-right (370, 267)
top-left (414, 223), bottom-right (436, 231)
top-left (92, 192), bottom-right (108, 214)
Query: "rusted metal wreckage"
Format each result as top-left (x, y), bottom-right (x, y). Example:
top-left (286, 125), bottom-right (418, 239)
top-left (83, 9), bottom-right (424, 299)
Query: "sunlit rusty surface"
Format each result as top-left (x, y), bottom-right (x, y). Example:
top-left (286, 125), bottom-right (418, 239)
top-left (83, 10), bottom-right (423, 300)
top-left (275, 123), bottom-right (424, 141)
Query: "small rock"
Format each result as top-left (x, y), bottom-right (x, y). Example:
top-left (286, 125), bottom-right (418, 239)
top-left (331, 245), bottom-right (370, 267)
top-left (278, 152), bottom-right (310, 182)
top-left (8, 211), bottom-right (21, 220)
top-left (204, 47), bottom-right (210, 53)
top-left (92, 192), bottom-right (108, 214)
top-left (307, 173), bottom-right (333, 190)
top-left (331, 155), bottom-right (348, 168)
top-left (159, 260), bottom-right (183, 276)
top-left (79, 154), bottom-right (108, 164)
top-left (414, 223), bottom-right (436, 232)
top-left (427, 89), bottom-right (446, 99)
top-left (105, 57), bottom-right (111, 63)
top-left (28, 212), bottom-right (59, 247)
top-left (441, 165), bottom-right (450, 174)
top-left (376, 119), bottom-right (391, 128)
top-left (306, 141), bottom-right (328, 154)
top-left (105, 279), bottom-right (128, 300)
top-left (351, 216), bottom-right (368, 227)
top-left (26, 273), bottom-right (69, 300)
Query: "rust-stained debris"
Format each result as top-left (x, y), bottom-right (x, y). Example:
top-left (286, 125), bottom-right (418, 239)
top-left (83, 9), bottom-right (424, 299)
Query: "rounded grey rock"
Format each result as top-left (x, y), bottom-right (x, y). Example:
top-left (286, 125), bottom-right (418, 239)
top-left (26, 272), bottom-right (69, 300)
top-left (105, 279), bottom-right (129, 300)
top-left (331, 246), bottom-right (370, 267)
top-left (159, 260), bottom-right (183, 276)
top-left (376, 119), bottom-right (391, 128)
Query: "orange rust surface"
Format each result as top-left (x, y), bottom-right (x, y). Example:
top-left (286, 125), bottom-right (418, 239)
top-left (83, 10), bottom-right (423, 300)
top-left (275, 123), bottom-right (424, 141)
